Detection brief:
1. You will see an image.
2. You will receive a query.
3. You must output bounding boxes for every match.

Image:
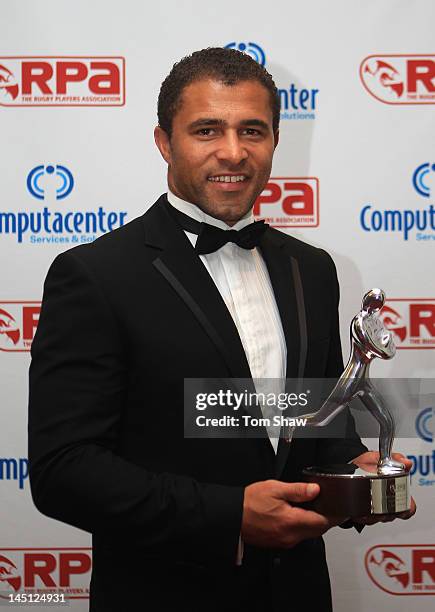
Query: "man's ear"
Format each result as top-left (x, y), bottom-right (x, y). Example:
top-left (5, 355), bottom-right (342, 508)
top-left (154, 126), bottom-right (172, 164)
top-left (274, 129), bottom-right (279, 149)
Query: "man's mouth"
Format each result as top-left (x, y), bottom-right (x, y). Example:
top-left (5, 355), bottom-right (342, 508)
top-left (207, 174), bottom-right (248, 183)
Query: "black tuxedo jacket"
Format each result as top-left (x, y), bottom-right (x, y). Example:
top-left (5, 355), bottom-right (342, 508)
top-left (28, 195), bottom-right (366, 611)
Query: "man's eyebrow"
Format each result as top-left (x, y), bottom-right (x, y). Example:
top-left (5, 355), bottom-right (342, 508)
top-left (188, 118), bottom-right (227, 130)
top-left (188, 118), bottom-right (270, 130)
top-left (239, 119), bottom-right (269, 130)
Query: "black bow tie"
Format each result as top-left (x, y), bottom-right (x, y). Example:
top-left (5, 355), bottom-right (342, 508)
top-left (166, 202), bottom-right (268, 255)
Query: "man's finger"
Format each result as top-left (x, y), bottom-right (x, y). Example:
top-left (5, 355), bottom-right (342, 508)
top-left (396, 497), bottom-right (417, 519)
top-left (279, 482), bottom-right (320, 504)
top-left (353, 451), bottom-right (379, 464)
top-left (355, 497), bottom-right (416, 524)
top-left (287, 505), bottom-right (335, 530)
top-left (392, 452), bottom-right (413, 468)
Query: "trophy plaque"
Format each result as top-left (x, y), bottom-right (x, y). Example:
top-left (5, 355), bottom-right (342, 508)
top-left (301, 288), bottom-right (411, 517)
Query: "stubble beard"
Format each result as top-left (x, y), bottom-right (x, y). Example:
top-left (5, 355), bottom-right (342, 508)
top-left (168, 172), bottom-right (255, 225)
top-left (194, 192), bottom-right (254, 225)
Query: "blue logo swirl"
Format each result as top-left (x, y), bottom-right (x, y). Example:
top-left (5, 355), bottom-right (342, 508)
top-left (416, 407), bottom-right (433, 443)
top-left (225, 42), bottom-right (266, 66)
top-left (27, 164), bottom-right (74, 201)
top-left (412, 162), bottom-right (435, 198)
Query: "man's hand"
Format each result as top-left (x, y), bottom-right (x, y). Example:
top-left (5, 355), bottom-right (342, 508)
top-left (351, 451), bottom-right (417, 525)
top-left (241, 480), bottom-right (345, 548)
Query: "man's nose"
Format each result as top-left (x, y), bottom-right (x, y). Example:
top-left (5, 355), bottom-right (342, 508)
top-left (215, 132), bottom-right (248, 165)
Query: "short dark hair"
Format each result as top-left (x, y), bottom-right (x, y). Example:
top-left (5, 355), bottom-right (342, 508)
top-left (157, 47), bottom-right (280, 137)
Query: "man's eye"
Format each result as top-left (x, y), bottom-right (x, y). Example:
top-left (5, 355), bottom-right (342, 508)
top-left (242, 128), bottom-right (261, 136)
top-left (197, 128), bottom-right (215, 136)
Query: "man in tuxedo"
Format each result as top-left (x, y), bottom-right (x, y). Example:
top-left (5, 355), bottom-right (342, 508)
top-left (28, 48), bottom-right (414, 611)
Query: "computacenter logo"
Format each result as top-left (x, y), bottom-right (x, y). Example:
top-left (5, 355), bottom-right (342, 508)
top-left (27, 164), bottom-right (74, 200)
top-left (360, 163), bottom-right (435, 241)
top-left (0, 165), bottom-right (127, 244)
top-left (416, 407), bottom-right (433, 443)
top-left (413, 163), bottom-right (435, 198)
top-left (225, 42), bottom-right (266, 66)
top-left (407, 407), bottom-right (435, 488)
top-left (223, 42), bottom-right (319, 121)
top-left (0, 457), bottom-right (28, 490)
top-left (0, 56), bottom-right (125, 106)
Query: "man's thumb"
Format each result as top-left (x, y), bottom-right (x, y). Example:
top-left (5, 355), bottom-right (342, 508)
top-left (280, 482), bottom-right (320, 503)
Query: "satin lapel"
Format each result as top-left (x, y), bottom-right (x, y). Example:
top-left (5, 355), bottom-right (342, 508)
top-left (142, 199), bottom-right (279, 468)
top-left (259, 229), bottom-right (308, 478)
top-left (142, 197), bottom-right (253, 384)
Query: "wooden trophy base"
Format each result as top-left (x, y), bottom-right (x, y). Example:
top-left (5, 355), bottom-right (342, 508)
top-left (302, 463), bottom-right (410, 517)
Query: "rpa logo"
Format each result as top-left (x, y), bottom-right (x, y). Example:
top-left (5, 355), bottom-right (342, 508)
top-left (0, 64), bottom-right (19, 100)
top-left (360, 55), bottom-right (435, 104)
top-left (254, 177), bottom-right (319, 228)
top-left (0, 302), bottom-right (40, 352)
top-left (225, 42), bottom-right (266, 66)
top-left (380, 299), bottom-right (435, 349)
top-left (365, 545), bottom-right (435, 595)
top-left (27, 164), bottom-right (74, 200)
top-left (0, 56), bottom-right (125, 106)
top-left (0, 548), bottom-right (91, 599)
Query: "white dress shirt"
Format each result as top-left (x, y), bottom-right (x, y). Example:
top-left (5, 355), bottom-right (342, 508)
top-left (167, 189), bottom-right (287, 451)
top-left (167, 190), bottom-right (287, 566)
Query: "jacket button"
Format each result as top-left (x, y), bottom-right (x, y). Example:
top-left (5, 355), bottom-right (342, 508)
top-left (273, 556), bottom-right (281, 568)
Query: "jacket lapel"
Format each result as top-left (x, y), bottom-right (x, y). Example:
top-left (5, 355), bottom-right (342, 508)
top-left (142, 196), bottom-right (253, 383)
top-left (142, 197), bottom-right (307, 473)
top-left (143, 197), bottom-right (275, 467)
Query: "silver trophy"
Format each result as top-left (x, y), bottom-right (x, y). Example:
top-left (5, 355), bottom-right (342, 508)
top-left (301, 288), bottom-right (411, 517)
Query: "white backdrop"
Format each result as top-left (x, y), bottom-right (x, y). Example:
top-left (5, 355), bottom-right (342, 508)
top-left (1, 0), bottom-right (434, 609)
